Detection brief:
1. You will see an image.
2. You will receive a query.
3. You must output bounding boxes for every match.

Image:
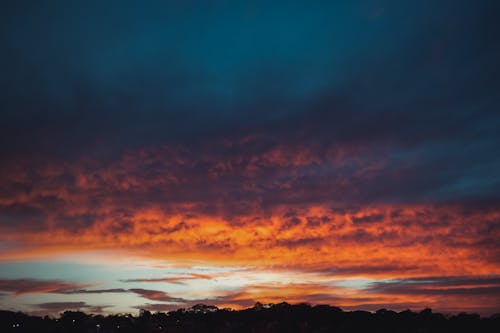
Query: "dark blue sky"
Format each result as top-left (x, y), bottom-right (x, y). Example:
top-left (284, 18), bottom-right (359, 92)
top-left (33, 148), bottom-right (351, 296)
top-left (2, 1), bottom-right (499, 203)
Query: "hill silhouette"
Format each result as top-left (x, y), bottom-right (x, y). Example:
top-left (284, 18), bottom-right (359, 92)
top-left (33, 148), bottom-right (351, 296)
top-left (1, 302), bottom-right (499, 333)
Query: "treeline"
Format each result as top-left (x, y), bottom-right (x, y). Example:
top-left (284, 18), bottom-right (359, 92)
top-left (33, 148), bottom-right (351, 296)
top-left (1, 302), bottom-right (499, 333)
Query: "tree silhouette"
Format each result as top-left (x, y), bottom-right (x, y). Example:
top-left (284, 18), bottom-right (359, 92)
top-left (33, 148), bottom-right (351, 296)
top-left (0, 303), bottom-right (499, 332)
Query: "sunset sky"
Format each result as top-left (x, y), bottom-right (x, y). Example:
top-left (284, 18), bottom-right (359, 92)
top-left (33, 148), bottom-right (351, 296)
top-left (1, 1), bottom-right (499, 316)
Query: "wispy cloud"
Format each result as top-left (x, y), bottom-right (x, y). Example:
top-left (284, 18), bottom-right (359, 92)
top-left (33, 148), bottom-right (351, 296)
top-left (32, 302), bottom-right (110, 315)
top-left (0, 279), bottom-right (90, 297)
top-left (123, 273), bottom-right (213, 285)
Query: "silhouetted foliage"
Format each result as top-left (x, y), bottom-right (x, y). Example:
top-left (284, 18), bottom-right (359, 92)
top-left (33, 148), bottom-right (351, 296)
top-left (1, 303), bottom-right (499, 332)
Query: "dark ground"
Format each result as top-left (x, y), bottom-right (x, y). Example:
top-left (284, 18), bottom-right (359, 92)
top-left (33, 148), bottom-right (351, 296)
top-left (1, 303), bottom-right (499, 333)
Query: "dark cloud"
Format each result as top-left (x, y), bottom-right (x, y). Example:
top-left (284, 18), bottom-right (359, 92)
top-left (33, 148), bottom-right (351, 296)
top-left (128, 289), bottom-right (186, 303)
top-left (123, 273), bottom-right (213, 285)
top-left (352, 213), bottom-right (385, 224)
top-left (0, 279), bottom-right (89, 296)
top-left (276, 237), bottom-right (323, 248)
top-left (32, 302), bottom-right (110, 314)
top-left (34, 302), bottom-right (86, 311)
top-left (0, 2), bottom-right (498, 189)
top-left (0, 279), bottom-right (149, 299)
top-left (322, 264), bottom-right (422, 276)
top-left (0, 204), bottom-right (47, 231)
top-left (368, 275), bottom-right (500, 296)
top-left (132, 303), bottom-right (180, 312)
top-left (60, 288), bottom-right (128, 294)
top-left (0, 279), bottom-right (191, 305)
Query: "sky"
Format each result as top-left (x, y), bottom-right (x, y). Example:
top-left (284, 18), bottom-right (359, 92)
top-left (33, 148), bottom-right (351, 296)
top-left (0, 0), bottom-right (499, 316)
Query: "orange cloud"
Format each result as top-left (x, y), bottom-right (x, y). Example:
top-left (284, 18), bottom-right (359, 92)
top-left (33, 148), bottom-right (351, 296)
top-left (0, 142), bottom-right (499, 314)
top-left (1, 203), bottom-right (499, 278)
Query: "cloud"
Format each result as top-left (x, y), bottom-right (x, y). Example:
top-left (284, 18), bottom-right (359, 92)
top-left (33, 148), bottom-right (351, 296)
top-left (361, 275), bottom-right (500, 314)
top-left (34, 301), bottom-right (86, 311)
top-left (351, 213), bottom-right (385, 224)
top-left (0, 279), bottom-right (90, 296)
top-left (0, 279), bottom-right (189, 307)
top-left (128, 289), bottom-right (186, 303)
top-left (132, 303), bottom-right (181, 312)
top-left (0, 279), bottom-right (194, 303)
top-left (32, 301), bottom-right (110, 314)
top-left (123, 273), bottom-right (213, 285)
top-left (368, 275), bottom-right (500, 295)
top-left (319, 263), bottom-right (422, 277)
top-left (59, 288), bottom-right (128, 294)
top-left (1, 202), bottom-right (499, 280)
